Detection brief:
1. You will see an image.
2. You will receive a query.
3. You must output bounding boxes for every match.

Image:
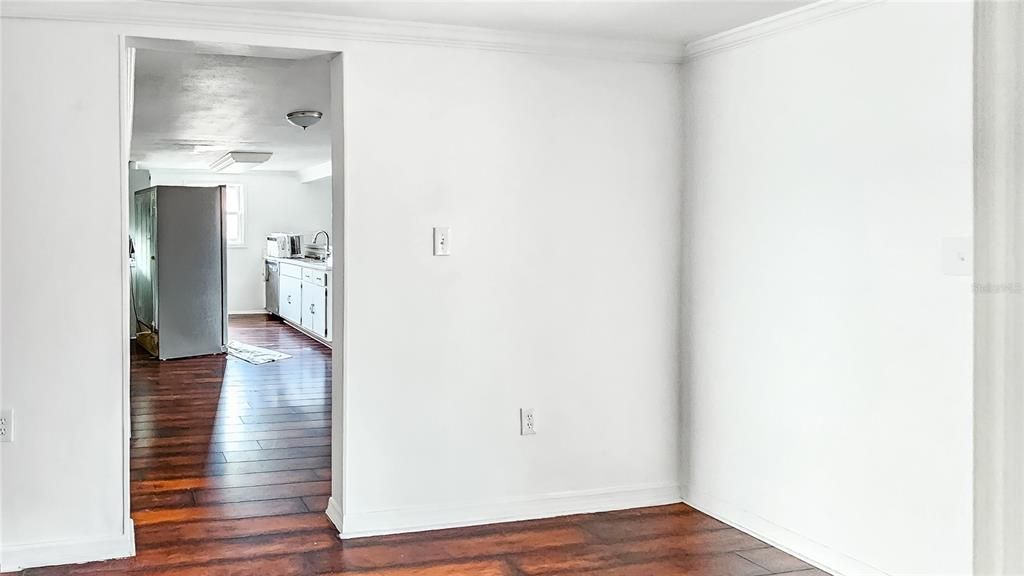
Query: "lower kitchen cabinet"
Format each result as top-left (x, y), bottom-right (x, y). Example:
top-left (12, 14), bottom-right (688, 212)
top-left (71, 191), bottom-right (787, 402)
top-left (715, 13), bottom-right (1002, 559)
top-left (280, 275), bottom-right (302, 324)
top-left (301, 281), bottom-right (328, 339)
top-left (268, 258), bottom-right (332, 345)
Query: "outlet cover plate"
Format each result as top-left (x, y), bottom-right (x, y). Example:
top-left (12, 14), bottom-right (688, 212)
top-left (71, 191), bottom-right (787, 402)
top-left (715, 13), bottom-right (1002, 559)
top-left (520, 408), bottom-right (536, 436)
top-left (0, 408), bottom-right (12, 443)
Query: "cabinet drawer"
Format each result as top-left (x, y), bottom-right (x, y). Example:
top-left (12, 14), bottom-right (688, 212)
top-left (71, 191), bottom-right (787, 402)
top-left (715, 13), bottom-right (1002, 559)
top-left (279, 262), bottom-right (302, 279)
top-left (302, 268), bottom-right (327, 286)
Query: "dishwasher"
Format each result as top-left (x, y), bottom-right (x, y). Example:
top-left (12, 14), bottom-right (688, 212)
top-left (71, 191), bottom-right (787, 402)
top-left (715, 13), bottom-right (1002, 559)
top-left (265, 260), bottom-right (280, 315)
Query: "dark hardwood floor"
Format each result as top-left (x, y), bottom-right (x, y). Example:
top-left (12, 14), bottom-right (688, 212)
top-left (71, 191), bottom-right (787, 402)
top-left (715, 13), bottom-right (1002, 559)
top-left (12, 315), bottom-right (826, 575)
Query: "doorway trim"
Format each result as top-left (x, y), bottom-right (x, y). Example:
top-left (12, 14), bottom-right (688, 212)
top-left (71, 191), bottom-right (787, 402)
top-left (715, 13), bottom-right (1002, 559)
top-left (117, 33), bottom-right (136, 559)
top-left (325, 52), bottom-right (347, 532)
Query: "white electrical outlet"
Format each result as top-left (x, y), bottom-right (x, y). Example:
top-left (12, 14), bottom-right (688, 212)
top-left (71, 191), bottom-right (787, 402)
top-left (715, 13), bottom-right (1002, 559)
top-left (433, 227), bottom-right (451, 256)
top-left (0, 409), bottom-right (12, 443)
top-left (520, 408), bottom-right (536, 436)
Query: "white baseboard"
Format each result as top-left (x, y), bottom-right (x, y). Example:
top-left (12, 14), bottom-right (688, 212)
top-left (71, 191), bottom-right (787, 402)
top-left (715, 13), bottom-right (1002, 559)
top-left (229, 309), bottom-right (270, 316)
top-left (680, 488), bottom-right (887, 576)
top-left (1, 520), bottom-right (135, 572)
top-left (338, 483), bottom-right (680, 539)
top-left (326, 496), bottom-right (344, 534)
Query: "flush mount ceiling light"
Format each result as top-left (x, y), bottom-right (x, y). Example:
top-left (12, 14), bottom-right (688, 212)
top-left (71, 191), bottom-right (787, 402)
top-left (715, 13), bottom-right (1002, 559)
top-left (209, 151), bottom-right (273, 173)
top-left (286, 110), bottom-right (323, 130)
top-left (192, 144), bottom-right (232, 154)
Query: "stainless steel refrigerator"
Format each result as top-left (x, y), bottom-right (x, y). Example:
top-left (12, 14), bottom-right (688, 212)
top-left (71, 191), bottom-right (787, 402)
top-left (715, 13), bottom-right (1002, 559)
top-left (132, 185), bottom-right (228, 360)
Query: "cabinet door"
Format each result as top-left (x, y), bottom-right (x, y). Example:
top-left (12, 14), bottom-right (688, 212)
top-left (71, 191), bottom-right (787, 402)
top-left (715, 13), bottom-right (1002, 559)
top-left (280, 276), bottom-right (302, 323)
top-left (301, 281), bottom-right (327, 336)
top-left (312, 286), bottom-right (327, 337)
top-left (300, 281), bottom-right (315, 331)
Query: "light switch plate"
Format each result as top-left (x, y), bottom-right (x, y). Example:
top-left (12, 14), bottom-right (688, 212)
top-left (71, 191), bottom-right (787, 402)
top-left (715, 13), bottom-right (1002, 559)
top-left (433, 227), bottom-right (451, 256)
top-left (942, 237), bottom-right (972, 276)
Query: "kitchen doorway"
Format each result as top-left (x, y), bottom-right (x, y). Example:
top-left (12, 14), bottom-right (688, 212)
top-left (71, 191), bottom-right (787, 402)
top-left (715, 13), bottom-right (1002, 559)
top-left (120, 37), bottom-right (344, 552)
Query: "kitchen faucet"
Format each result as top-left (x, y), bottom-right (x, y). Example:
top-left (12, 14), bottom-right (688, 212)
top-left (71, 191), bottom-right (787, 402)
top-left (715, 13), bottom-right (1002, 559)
top-left (313, 230), bottom-right (330, 256)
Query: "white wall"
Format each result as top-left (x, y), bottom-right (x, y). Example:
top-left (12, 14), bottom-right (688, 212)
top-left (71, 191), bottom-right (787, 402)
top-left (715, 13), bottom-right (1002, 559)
top-left (680, 3), bottom-right (973, 575)
top-left (0, 10), bottom-right (683, 567)
top-left (1, 18), bottom-right (128, 564)
top-left (341, 43), bottom-right (683, 533)
top-left (148, 170), bottom-right (332, 314)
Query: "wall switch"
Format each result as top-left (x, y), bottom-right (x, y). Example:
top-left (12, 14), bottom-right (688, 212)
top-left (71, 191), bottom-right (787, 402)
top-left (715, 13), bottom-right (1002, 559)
top-left (433, 227), bottom-right (451, 256)
top-left (0, 409), bottom-right (13, 443)
top-left (520, 408), bottom-right (536, 436)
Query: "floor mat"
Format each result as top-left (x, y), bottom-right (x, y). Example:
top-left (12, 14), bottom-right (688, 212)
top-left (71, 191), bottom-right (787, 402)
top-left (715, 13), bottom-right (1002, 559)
top-left (227, 340), bottom-right (292, 365)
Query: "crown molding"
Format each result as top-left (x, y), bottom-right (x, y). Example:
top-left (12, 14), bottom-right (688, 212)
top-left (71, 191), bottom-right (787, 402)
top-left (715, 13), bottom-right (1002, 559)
top-left (0, 0), bottom-right (687, 64)
top-left (683, 0), bottom-right (882, 61)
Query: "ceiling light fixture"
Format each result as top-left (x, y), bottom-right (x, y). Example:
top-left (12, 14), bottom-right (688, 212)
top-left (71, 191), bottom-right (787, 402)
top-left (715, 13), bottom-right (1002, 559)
top-left (193, 144), bottom-right (232, 154)
top-left (286, 110), bottom-right (323, 130)
top-left (209, 151), bottom-right (273, 173)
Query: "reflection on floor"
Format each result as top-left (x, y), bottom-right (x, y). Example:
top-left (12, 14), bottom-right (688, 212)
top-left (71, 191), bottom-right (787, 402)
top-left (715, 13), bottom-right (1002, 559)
top-left (14, 316), bottom-right (826, 575)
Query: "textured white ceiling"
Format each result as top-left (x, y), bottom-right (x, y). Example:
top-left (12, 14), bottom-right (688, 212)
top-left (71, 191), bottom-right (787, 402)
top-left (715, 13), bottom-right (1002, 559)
top-left (131, 49), bottom-right (331, 172)
top-left (158, 0), bottom-right (812, 43)
top-left (132, 1), bottom-right (812, 171)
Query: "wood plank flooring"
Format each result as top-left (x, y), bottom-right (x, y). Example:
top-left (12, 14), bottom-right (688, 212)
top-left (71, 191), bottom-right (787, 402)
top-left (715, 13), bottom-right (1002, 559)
top-left (128, 314), bottom-right (333, 531)
top-left (10, 315), bottom-right (827, 575)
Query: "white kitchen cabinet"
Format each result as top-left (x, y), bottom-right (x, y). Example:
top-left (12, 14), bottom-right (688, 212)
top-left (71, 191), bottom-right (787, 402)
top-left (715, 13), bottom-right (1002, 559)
top-left (301, 281), bottom-right (328, 338)
top-left (266, 257), bottom-right (332, 346)
top-left (280, 275), bottom-right (302, 324)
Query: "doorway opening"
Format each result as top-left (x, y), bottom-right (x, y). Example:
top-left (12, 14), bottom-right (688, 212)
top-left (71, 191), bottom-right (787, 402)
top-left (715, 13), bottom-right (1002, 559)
top-left (122, 38), bottom-right (342, 548)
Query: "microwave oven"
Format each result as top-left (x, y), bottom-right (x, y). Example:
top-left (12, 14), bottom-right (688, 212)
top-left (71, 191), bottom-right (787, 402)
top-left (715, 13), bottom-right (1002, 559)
top-left (267, 233), bottom-right (302, 258)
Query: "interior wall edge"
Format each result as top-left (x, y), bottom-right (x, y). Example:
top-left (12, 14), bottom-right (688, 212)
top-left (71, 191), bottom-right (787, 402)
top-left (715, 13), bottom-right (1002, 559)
top-left (972, 0), bottom-right (1024, 573)
top-left (327, 51), bottom-right (346, 532)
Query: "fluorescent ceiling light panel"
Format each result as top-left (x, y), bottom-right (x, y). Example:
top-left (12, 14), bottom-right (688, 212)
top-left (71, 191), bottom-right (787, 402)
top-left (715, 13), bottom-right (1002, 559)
top-left (210, 151), bottom-right (273, 173)
top-left (193, 144), bottom-right (232, 154)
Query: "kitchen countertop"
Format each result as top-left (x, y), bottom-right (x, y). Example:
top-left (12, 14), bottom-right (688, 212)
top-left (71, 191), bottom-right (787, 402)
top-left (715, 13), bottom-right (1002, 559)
top-left (267, 255), bottom-right (332, 271)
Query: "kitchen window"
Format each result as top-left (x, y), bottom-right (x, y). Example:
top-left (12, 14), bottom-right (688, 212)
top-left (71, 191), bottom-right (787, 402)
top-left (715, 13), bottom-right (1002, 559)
top-left (224, 184), bottom-right (245, 247)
